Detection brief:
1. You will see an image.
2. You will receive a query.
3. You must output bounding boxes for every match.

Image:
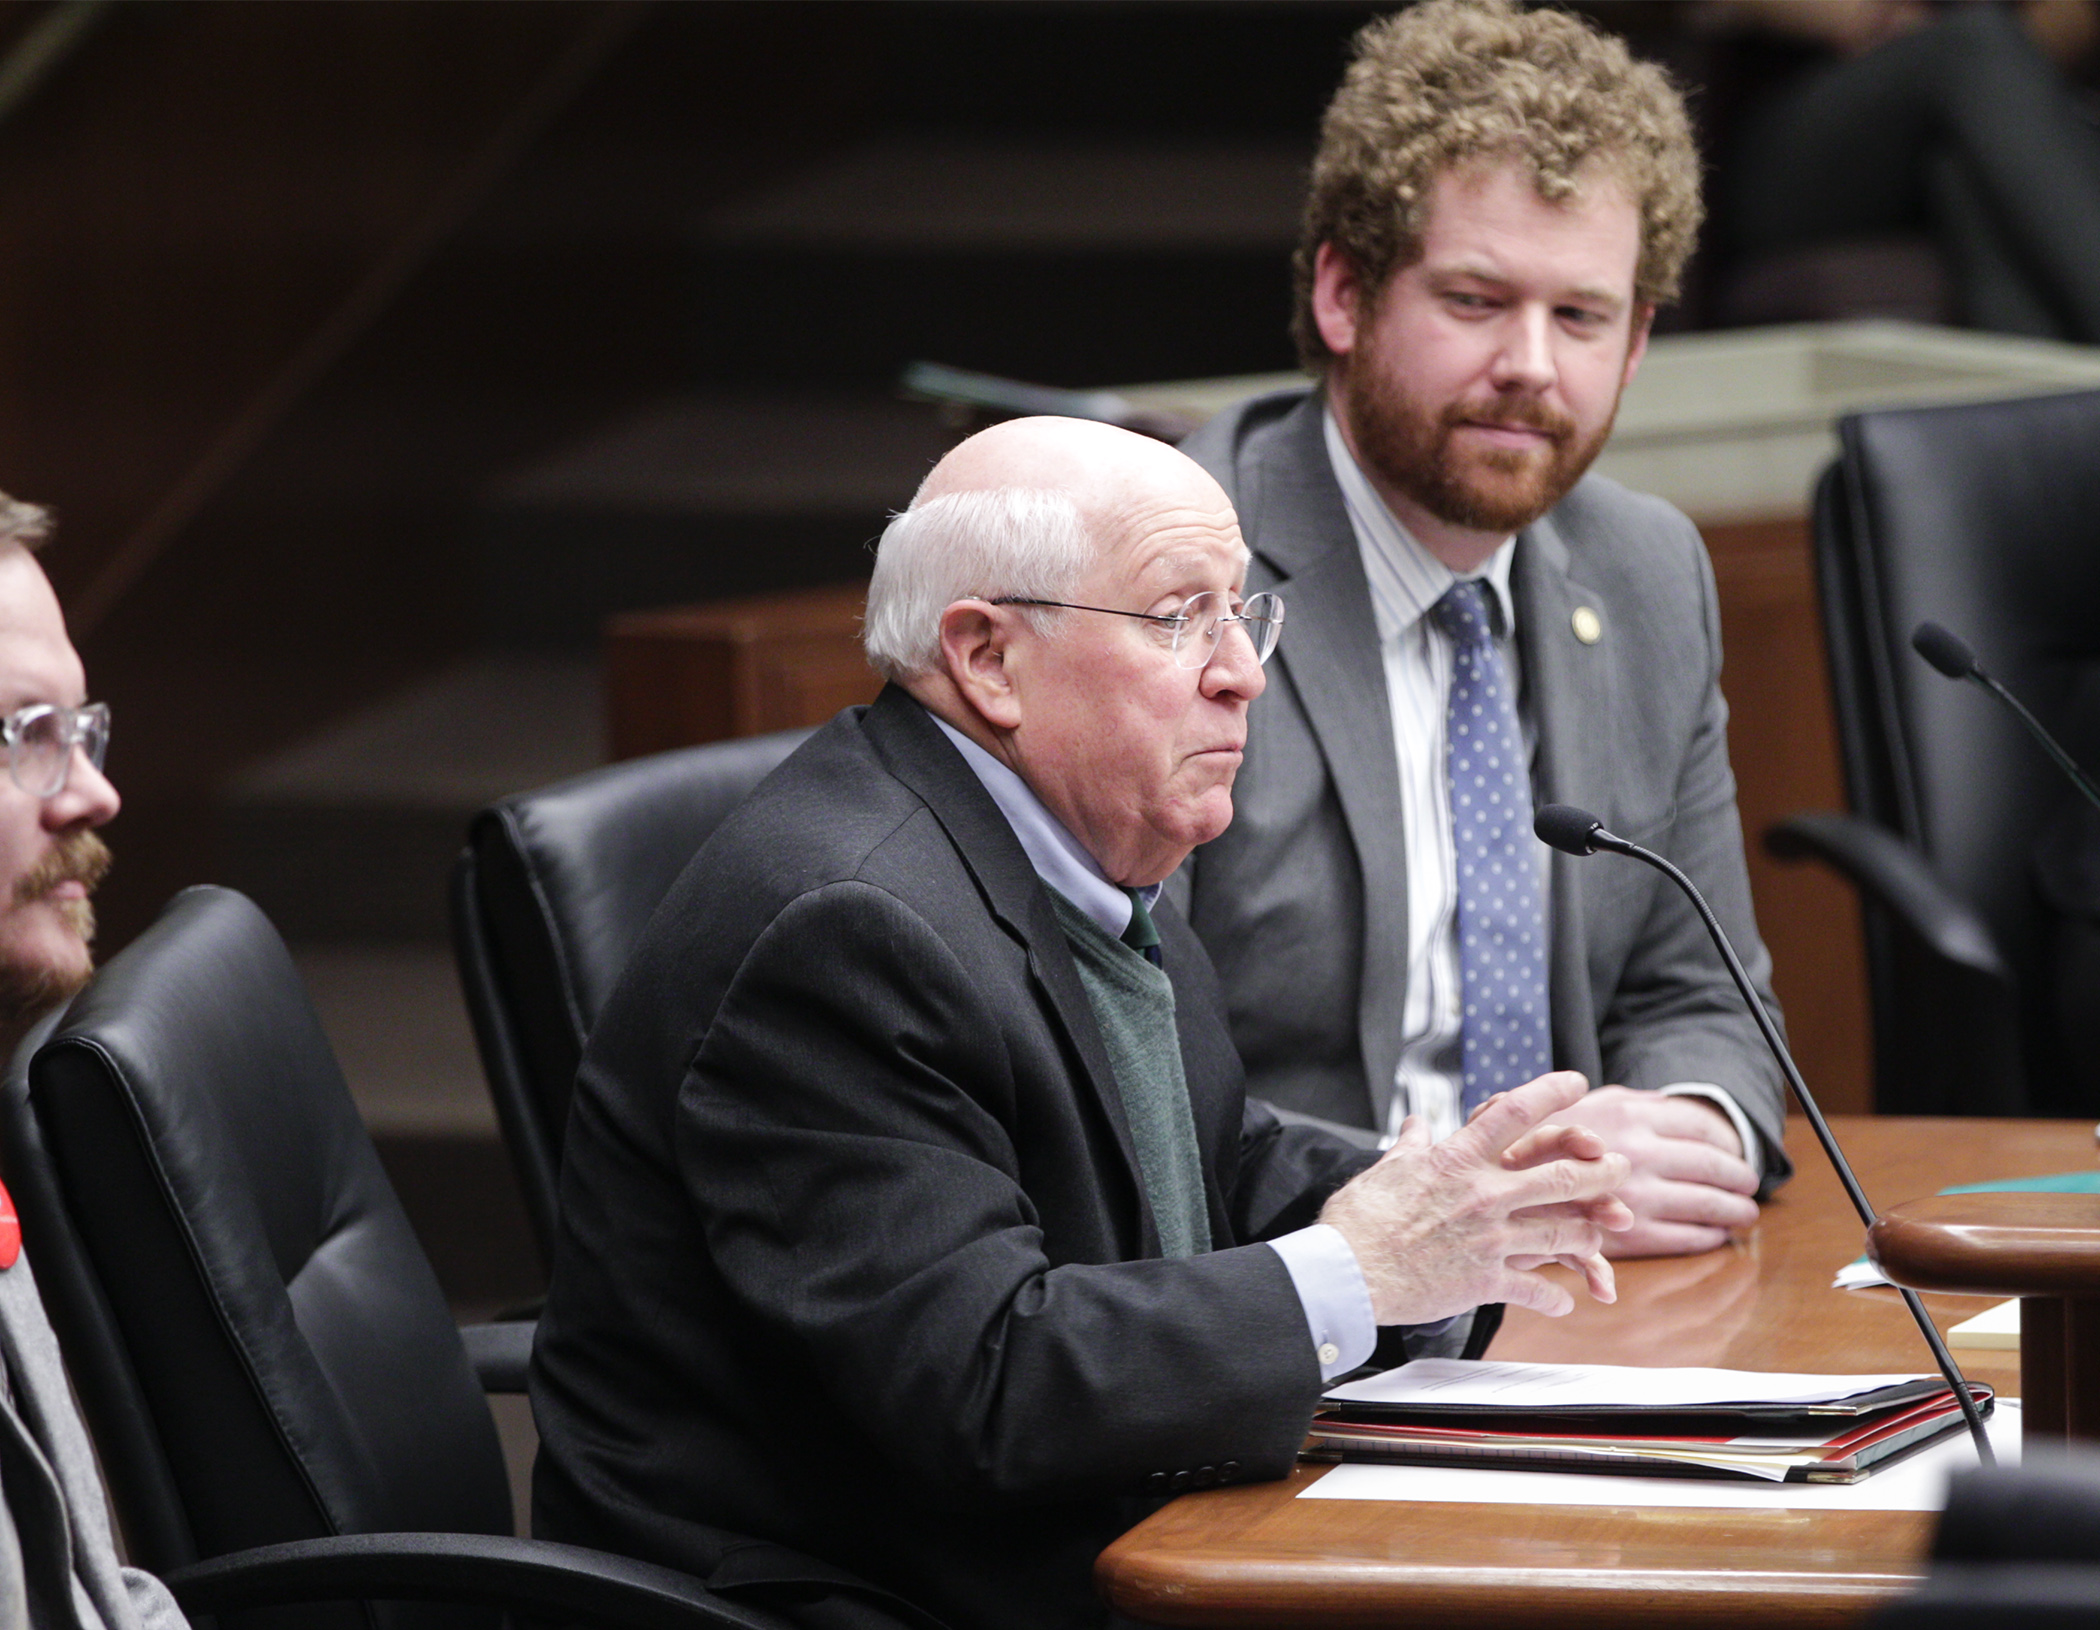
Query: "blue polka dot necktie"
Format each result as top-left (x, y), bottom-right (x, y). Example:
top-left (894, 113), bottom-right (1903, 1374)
top-left (1431, 580), bottom-right (1552, 1115)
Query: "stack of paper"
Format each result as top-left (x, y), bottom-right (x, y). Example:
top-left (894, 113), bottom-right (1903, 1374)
top-left (1311, 1360), bottom-right (1991, 1484)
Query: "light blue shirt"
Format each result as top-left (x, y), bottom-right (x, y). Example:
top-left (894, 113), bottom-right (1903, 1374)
top-left (933, 716), bottom-right (1377, 1381)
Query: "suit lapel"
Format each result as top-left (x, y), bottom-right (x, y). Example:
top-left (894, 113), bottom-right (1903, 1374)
top-left (1514, 513), bottom-right (1613, 1081)
top-left (1242, 398), bottom-right (1410, 1126)
top-left (861, 688), bottom-right (1157, 1252)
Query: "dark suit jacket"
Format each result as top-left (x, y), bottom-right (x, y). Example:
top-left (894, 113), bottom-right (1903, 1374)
top-left (530, 686), bottom-right (1394, 1630)
top-left (1171, 388), bottom-right (1792, 1181)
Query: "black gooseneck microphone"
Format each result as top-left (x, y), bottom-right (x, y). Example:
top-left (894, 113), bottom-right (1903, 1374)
top-left (1912, 620), bottom-right (2100, 815)
top-left (1532, 802), bottom-right (1996, 1466)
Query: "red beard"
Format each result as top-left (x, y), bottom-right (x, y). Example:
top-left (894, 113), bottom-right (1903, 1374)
top-left (1341, 360), bottom-right (1617, 535)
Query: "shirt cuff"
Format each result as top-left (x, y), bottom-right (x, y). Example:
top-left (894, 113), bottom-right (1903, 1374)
top-left (1658, 1082), bottom-right (1763, 1182)
top-left (1268, 1224), bottom-right (1377, 1382)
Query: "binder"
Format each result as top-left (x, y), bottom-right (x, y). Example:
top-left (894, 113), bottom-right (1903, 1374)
top-left (1311, 1361), bottom-right (1993, 1484)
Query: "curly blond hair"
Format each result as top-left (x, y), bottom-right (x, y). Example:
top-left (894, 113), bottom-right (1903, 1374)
top-left (1292, 0), bottom-right (1703, 372)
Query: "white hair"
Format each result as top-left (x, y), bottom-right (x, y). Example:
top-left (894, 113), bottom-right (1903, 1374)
top-left (862, 488), bottom-right (1097, 682)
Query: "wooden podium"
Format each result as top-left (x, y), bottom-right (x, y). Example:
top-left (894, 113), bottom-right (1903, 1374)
top-left (1871, 1190), bottom-right (2100, 1441)
top-left (603, 584), bottom-right (879, 760)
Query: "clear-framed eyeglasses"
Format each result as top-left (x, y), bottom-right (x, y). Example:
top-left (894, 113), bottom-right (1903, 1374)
top-left (990, 590), bottom-right (1285, 670)
top-left (1, 702), bottom-right (110, 799)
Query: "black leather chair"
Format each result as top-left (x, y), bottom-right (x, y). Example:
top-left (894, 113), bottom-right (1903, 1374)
top-left (1871, 1453), bottom-right (2100, 1625)
top-left (0, 885), bottom-right (787, 1630)
top-left (452, 730), bottom-right (809, 1269)
top-left (1768, 387), bottom-right (2100, 1116)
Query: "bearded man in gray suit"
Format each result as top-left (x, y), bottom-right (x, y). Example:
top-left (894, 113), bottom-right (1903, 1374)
top-left (0, 500), bottom-right (185, 1630)
top-left (1172, 0), bottom-right (1794, 1257)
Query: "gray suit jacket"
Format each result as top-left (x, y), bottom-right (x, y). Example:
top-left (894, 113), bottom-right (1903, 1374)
top-left (1171, 388), bottom-right (1791, 1182)
top-left (0, 1250), bottom-right (185, 1630)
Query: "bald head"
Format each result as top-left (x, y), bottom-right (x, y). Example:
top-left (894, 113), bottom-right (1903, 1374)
top-left (863, 415), bottom-right (1265, 884)
top-left (863, 417), bottom-right (1245, 684)
top-left (916, 416), bottom-right (1235, 550)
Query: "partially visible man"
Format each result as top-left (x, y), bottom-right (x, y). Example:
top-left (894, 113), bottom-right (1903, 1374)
top-left (0, 504), bottom-right (114, 1053)
top-left (531, 416), bottom-right (1633, 1630)
top-left (0, 497), bottom-right (184, 1630)
top-left (1173, 0), bottom-right (1793, 1258)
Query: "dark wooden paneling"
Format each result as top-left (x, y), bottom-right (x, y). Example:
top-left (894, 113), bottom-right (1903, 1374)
top-left (1705, 514), bottom-right (1871, 1116)
top-left (605, 585), bottom-right (880, 758)
top-left (0, 2), bottom-right (608, 619)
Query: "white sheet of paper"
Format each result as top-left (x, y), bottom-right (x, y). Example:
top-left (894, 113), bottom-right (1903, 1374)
top-left (1323, 1358), bottom-right (1930, 1411)
top-left (1949, 1298), bottom-right (2020, 1350)
top-left (1834, 1257), bottom-right (1889, 1290)
top-left (1300, 1402), bottom-right (2021, 1512)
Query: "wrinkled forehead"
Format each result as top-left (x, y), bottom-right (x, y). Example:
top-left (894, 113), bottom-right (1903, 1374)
top-left (1096, 489), bottom-right (1250, 591)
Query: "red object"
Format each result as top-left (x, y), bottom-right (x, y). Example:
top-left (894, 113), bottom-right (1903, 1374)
top-left (0, 1179), bottom-right (21, 1268)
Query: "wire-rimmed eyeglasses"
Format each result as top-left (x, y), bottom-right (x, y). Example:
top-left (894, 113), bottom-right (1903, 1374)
top-left (1, 701), bottom-right (110, 799)
top-left (990, 590), bottom-right (1285, 670)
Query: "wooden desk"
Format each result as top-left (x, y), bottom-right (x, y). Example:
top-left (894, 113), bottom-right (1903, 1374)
top-left (1097, 1115), bottom-right (2100, 1629)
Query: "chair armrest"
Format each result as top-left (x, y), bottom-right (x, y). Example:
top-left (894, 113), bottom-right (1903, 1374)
top-left (162, 1532), bottom-right (787, 1630)
top-left (1764, 812), bottom-right (2010, 978)
top-left (458, 1319), bottom-right (533, 1393)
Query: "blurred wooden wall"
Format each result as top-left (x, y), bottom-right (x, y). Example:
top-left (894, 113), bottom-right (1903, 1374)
top-left (0, 1), bottom-right (623, 626)
top-left (0, 0), bottom-right (640, 940)
top-left (1706, 516), bottom-right (1870, 1116)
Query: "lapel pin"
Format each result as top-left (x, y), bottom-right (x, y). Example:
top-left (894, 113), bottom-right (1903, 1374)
top-left (1571, 606), bottom-right (1602, 645)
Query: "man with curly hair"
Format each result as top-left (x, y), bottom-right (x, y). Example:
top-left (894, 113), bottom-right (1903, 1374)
top-left (1172, 0), bottom-right (1794, 1256)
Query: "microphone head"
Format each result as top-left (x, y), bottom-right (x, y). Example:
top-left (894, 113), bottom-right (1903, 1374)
top-left (1534, 803), bottom-right (1605, 856)
top-left (1913, 621), bottom-right (1978, 681)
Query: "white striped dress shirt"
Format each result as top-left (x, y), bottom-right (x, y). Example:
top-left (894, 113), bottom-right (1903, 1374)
top-left (1323, 411), bottom-right (1526, 1145)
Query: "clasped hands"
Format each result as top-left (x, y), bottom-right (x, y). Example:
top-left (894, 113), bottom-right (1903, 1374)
top-left (1319, 1071), bottom-right (1636, 1326)
top-left (1546, 1084), bottom-right (1761, 1258)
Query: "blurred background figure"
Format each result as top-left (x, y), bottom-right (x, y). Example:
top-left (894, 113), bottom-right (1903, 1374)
top-left (1710, 0), bottom-right (2100, 338)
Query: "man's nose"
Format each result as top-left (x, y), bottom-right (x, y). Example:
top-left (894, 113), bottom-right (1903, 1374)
top-left (1201, 618), bottom-right (1267, 701)
top-left (1489, 305), bottom-right (1556, 394)
top-left (45, 746), bottom-right (119, 829)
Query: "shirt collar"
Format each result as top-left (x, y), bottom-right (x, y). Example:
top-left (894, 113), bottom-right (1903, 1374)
top-left (931, 715), bottom-right (1156, 938)
top-left (1322, 405), bottom-right (1518, 645)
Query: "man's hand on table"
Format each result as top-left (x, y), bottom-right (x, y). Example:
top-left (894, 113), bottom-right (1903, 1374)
top-left (1319, 1071), bottom-right (1633, 1326)
top-left (1545, 1085), bottom-right (1760, 1259)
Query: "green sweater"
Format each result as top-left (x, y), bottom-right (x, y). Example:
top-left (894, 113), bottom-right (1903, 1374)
top-left (1046, 888), bottom-right (1211, 1258)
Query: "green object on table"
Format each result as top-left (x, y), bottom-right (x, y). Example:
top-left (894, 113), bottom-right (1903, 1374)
top-left (1937, 1171), bottom-right (2100, 1195)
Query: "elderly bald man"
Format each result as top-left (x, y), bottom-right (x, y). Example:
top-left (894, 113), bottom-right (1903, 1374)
top-left (530, 418), bottom-right (1632, 1630)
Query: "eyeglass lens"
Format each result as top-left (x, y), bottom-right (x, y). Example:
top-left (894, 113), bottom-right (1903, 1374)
top-left (1172, 592), bottom-right (1285, 669)
top-left (8, 703), bottom-right (109, 799)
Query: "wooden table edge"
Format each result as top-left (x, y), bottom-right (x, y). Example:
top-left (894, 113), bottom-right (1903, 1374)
top-left (1095, 1465), bottom-right (1929, 1630)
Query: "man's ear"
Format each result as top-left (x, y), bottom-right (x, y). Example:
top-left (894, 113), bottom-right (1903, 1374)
top-left (937, 600), bottom-right (1025, 732)
top-left (1622, 303), bottom-right (1655, 389)
top-left (1311, 242), bottom-right (1368, 360)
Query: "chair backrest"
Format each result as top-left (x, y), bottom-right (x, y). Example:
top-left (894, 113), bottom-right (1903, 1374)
top-left (1816, 387), bottom-right (2100, 1112)
top-left (451, 729), bottom-right (811, 1265)
top-left (0, 886), bottom-right (512, 1629)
